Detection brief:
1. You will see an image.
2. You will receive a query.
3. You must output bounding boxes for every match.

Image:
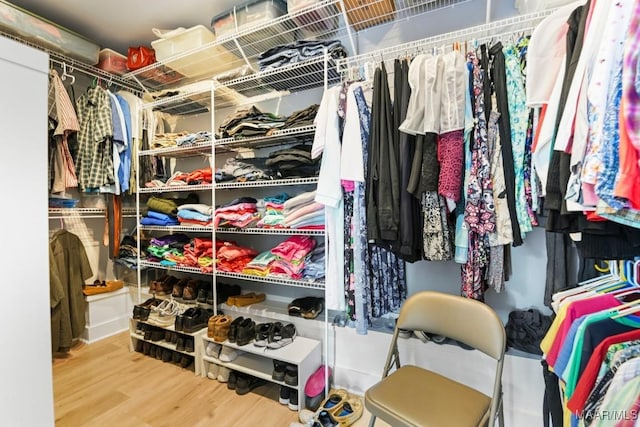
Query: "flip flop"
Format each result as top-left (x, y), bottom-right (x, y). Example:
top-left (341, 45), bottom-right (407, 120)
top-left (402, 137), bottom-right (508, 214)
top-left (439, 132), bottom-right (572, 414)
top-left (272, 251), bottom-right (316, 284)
top-left (330, 396), bottom-right (363, 427)
top-left (320, 389), bottom-right (349, 411)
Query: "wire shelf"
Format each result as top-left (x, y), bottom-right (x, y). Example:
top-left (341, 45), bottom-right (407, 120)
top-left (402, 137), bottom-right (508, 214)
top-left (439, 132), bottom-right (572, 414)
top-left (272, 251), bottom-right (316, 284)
top-left (216, 271), bottom-right (325, 290)
top-left (122, 0), bottom-right (468, 93)
top-left (139, 140), bottom-right (213, 157)
top-left (215, 125), bottom-right (316, 151)
top-left (138, 184), bottom-right (214, 194)
top-left (337, 8), bottom-right (556, 71)
top-left (139, 260), bottom-right (212, 276)
top-left (216, 177), bottom-right (319, 189)
top-left (49, 207), bottom-right (137, 219)
top-left (215, 227), bottom-right (325, 236)
top-left (140, 225), bottom-right (213, 233)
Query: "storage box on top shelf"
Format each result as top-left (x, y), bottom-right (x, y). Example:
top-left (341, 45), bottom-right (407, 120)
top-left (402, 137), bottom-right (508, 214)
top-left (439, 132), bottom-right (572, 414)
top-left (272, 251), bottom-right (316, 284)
top-left (286, 0), bottom-right (338, 37)
top-left (211, 0), bottom-right (295, 57)
top-left (343, 0), bottom-right (395, 31)
top-left (97, 48), bottom-right (128, 75)
top-left (151, 24), bottom-right (241, 79)
top-left (0, 0), bottom-right (100, 64)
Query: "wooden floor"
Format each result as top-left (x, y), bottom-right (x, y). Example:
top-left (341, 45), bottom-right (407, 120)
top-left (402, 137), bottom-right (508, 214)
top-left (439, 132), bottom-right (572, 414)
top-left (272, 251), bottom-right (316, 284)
top-left (53, 332), bottom-right (384, 427)
top-left (52, 331), bottom-right (301, 427)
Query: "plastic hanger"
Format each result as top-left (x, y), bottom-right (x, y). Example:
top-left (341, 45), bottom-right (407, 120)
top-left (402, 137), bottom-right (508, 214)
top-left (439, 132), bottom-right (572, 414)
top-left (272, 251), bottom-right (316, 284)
top-left (61, 62), bottom-right (75, 85)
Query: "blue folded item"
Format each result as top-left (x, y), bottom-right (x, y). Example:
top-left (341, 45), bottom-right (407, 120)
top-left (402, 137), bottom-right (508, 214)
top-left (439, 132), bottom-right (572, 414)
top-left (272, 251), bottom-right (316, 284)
top-left (140, 216), bottom-right (179, 226)
top-left (147, 210), bottom-right (175, 221)
top-left (264, 192), bottom-right (291, 204)
top-left (177, 209), bottom-right (212, 222)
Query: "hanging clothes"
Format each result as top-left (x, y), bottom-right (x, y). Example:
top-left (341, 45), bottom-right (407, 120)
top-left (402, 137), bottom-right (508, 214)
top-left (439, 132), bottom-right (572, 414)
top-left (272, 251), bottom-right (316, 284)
top-left (76, 85), bottom-right (115, 191)
top-left (48, 69), bottom-right (80, 193)
top-left (50, 229), bottom-right (93, 352)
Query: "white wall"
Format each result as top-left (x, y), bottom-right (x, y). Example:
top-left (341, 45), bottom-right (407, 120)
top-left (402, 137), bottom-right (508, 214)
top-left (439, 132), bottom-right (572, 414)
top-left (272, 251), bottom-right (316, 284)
top-left (0, 35), bottom-right (54, 426)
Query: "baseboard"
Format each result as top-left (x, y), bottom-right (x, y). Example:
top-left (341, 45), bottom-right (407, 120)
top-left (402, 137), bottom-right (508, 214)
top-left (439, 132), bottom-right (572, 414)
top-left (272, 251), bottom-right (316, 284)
top-left (81, 316), bottom-right (129, 344)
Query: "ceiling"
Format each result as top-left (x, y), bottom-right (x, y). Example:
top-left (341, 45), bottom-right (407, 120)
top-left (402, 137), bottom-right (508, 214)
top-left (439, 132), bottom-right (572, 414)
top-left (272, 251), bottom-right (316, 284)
top-left (8, 0), bottom-right (242, 55)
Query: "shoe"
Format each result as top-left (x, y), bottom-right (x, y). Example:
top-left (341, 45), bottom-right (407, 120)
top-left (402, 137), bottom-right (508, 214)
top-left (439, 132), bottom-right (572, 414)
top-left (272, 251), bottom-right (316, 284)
top-left (182, 280), bottom-right (198, 301)
top-left (284, 364), bottom-right (298, 386)
top-left (176, 337), bottom-right (185, 352)
top-left (227, 371), bottom-right (238, 390)
top-left (288, 296), bottom-right (324, 319)
top-left (183, 307), bottom-right (213, 333)
top-left (288, 389), bottom-right (299, 411)
top-left (218, 282), bottom-right (242, 304)
top-left (227, 316), bottom-right (244, 343)
top-left (133, 297), bottom-right (162, 320)
top-left (207, 363), bottom-right (219, 380)
top-left (155, 346), bottom-right (163, 360)
top-left (319, 389), bottom-right (349, 412)
top-left (268, 322), bottom-right (296, 349)
top-left (235, 374), bottom-right (267, 395)
top-left (254, 323), bottom-right (273, 347)
top-left (135, 340), bottom-right (144, 353)
top-left (219, 346), bottom-right (242, 362)
top-left (172, 350), bottom-right (182, 364)
top-left (279, 385), bottom-right (290, 405)
top-left (142, 341), bottom-right (152, 355)
top-left (162, 349), bottom-right (172, 363)
top-left (143, 326), bottom-right (153, 341)
top-left (207, 314), bottom-right (224, 339)
top-left (331, 397), bottom-right (364, 426)
top-left (236, 318), bottom-right (256, 346)
top-left (273, 360), bottom-right (286, 381)
top-left (316, 410), bottom-right (339, 427)
top-left (180, 355), bottom-right (193, 369)
top-left (172, 277), bottom-right (189, 299)
top-left (213, 315), bottom-right (233, 343)
top-left (176, 306), bottom-right (198, 332)
top-left (157, 275), bottom-right (179, 296)
top-left (148, 299), bottom-right (182, 327)
top-left (185, 338), bottom-right (194, 353)
top-left (164, 330), bottom-right (172, 342)
top-left (205, 342), bottom-right (221, 358)
top-left (228, 292), bottom-right (266, 307)
top-left (196, 288), bottom-right (208, 304)
top-left (217, 366), bottom-right (231, 383)
top-left (150, 329), bottom-right (164, 342)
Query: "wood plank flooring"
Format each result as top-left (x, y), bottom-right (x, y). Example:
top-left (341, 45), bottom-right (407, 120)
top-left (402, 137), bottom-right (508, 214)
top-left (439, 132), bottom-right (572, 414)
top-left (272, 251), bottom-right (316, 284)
top-left (53, 332), bottom-right (383, 427)
top-left (53, 331), bottom-right (300, 427)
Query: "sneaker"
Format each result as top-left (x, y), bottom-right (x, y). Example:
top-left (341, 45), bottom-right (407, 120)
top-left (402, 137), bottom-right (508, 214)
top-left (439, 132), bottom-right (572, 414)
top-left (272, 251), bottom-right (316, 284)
top-left (279, 385), bottom-right (290, 405)
top-left (284, 364), bottom-right (298, 386)
top-left (206, 342), bottom-right (222, 358)
top-left (180, 355), bottom-right (193, 369)
top-left (207, 363), bottom-right (219, 380)
top-left (288, 389), bottom-right (299, 411)
top-left (272, 360), bottom-right (286, 381)
top-left (219, 347), bottom-right (242, 362)
top-left (235, 374), bottom-right (267, 395)
top-left (236, 318), bottom-right (256, 346)
top-left (268, 322), bottom-right (296, 349)
top-left (227, 316), bottom-right (245, 343)
top-left (176, 337), bottom-right (186, 352)
top-left (217, 366), bottom-right (231, 383)
top-left (227, 371), bottom-right (238, 390)
top-left (185, 337), bottom-right (194, 353)
top-left (254, 323), bottom-right (273, 347)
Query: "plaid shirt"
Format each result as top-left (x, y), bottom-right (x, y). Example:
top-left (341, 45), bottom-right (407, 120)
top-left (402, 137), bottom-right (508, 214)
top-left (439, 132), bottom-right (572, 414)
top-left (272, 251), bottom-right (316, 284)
top-left (76, 86), bottom-right (114, 190)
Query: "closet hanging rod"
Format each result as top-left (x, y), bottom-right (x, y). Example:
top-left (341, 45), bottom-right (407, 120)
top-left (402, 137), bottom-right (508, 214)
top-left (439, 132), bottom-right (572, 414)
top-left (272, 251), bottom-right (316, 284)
top-left (336, 8), bottom-right (556, 72)
top-left (0, 29), bottom-right (144, 94)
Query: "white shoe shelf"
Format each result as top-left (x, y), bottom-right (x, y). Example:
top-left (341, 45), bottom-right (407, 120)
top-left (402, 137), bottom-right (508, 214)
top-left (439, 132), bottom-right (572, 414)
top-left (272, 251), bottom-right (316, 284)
top-left (198, 333), bottom-right (321, 411)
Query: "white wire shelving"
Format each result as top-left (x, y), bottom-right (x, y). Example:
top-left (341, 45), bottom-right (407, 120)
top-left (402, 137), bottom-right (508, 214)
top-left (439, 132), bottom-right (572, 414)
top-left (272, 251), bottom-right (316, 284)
top-left (215, 125), bottom-right (316, 152)
top-left (336, 8), bottom-right (556, 72)
top-left (123, 0), bottom-right (470, 93)
top-left (140, 225), bottom-right (324, 236)
top-left (139, 140), bottom-right (213, 158)
top-left (216, 177), bottom-right (319, 189)
top-left (139, 260), bottom-right (212, 276)
top-left (138, 184), bottom-right (214, 194)
top-left (216, 271), bottom-right (325, 290)
top-left (48, 207), bottom-right (137, 219)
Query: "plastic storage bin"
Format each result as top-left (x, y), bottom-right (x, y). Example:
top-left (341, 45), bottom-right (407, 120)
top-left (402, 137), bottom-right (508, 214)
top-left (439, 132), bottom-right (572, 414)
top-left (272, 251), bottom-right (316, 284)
top-left (343, 0), bottom-right (395, 31)
top-left (287, 0), bottom-right (338, 37)
top-left (151, 25), bottom-right (240, 78)
top-left (211, 0), bottom-right (295, 57)
top-left (0, 0), bottom-right (100, 64)
top-left (97, 49), bottom-right (128, 75)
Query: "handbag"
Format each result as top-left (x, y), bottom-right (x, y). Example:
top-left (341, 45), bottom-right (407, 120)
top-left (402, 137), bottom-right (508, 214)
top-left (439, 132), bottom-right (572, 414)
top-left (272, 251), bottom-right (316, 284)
top-left (126, 46), bottom-right (156, 71)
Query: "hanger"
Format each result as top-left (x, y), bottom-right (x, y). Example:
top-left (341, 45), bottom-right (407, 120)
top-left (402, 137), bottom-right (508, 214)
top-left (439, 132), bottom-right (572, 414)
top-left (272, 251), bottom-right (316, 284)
top-left (61, 63), bottom-right (75, 85)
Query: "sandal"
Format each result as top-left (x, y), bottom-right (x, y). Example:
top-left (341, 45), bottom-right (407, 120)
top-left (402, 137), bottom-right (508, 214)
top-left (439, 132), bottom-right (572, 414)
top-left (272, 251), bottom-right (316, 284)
top-left (330, 396), bottom-right (363, 427)
top-left (319, 389), bottom-right (349, 411)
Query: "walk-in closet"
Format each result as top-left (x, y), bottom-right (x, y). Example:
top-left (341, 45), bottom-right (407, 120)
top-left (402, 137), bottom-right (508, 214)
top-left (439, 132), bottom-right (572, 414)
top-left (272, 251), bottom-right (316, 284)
top-left (2, 0), bottom-right (638, 426)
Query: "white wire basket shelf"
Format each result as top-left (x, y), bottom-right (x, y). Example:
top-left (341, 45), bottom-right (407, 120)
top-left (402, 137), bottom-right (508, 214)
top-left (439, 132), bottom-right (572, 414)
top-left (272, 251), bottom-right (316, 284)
top-left (216, 271), bottom-right (325, 290)
top-left (139, 140), bottom-right (213, 158)
top-left (139, 260), bottom-right (213, 276)
top-left (215, 227), bottom-right (325, 236)
top-left (215, 177), bottom-right (319, 189)
top-left (138, 184), bottom-right (214, 194)
top-left (215, 125), bottom-right (316, 152)
top-left (49, 207), bottom-right (137, 219)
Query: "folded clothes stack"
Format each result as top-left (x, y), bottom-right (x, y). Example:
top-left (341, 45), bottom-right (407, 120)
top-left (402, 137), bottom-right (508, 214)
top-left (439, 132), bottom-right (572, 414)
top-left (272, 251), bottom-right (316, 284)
top-left (178, 203), bottom-right (213, 227)
top-left (281, 104), bottom-right (319, 129)
top-left (116, 235), bottom-right (143, 269)
top-left (256, 193), bottom-right (291, 228)
top-left (215, 158), bottom-right (272, 183)
top-left (140, 210), bottom-right (179, 226)
top-left (145, 235), bottom-right (214, 273)
top-left (214, 197), bottom-right (260, 229)
top-left (216, 240), bottom-right (258, 273)
top-left (266, 144), bottom-right (320, 178)
top-left (242, 250), bottom-right (277, 276)
top-left (146, 234), bottom-right (191, 262)
top-left (176, 130), bottom-right (212, 146)
top-left (145, 168), bottom-right (213, 188)
top-left (283, 191), bottom-right (325, 230)
top-left (302, 241), bottom-right (325, 280)
top-left (269, 235), bottom-right (317, 280)
top-left (151, 132), bottom-right (189, 149)
top-left (258, 39), bottom-right (347, 72)
top-left (217, 106), bottom-right (286, 139)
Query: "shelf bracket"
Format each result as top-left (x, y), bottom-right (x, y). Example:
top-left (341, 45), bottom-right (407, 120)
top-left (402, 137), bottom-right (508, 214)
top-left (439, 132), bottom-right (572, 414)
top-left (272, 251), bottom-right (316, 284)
top-left (338, 0), bottom-right (358, 56)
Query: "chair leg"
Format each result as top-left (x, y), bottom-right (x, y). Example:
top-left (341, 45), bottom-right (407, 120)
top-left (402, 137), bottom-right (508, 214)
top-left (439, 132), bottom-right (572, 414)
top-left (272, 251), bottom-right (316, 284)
top-left (498, 399), bottom-right (505, 427)
top-left (368, 414), bottom-right (377, 427)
